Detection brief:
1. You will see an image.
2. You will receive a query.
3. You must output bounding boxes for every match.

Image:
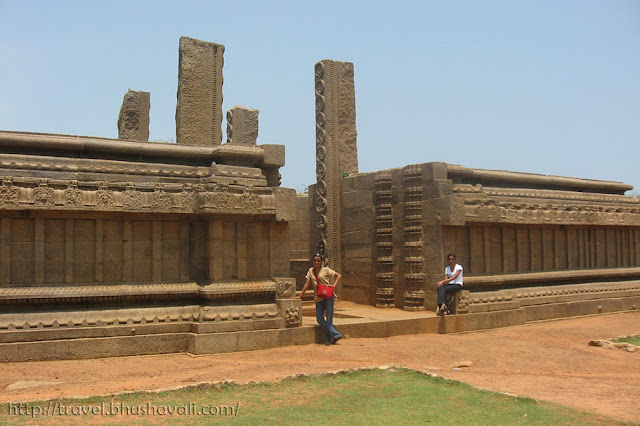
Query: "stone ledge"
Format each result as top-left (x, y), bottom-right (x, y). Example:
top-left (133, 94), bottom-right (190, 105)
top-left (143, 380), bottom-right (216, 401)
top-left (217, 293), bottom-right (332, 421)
top-left (464, 267), bottom-right (640, 289)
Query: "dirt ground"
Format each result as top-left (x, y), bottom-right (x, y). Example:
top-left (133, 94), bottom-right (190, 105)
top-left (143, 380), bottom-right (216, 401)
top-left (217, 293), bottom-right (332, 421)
top-left (1, 311), bottom-right (638, 423)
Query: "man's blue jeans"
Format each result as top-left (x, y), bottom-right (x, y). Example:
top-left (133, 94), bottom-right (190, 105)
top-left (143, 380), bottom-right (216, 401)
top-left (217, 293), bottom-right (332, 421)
top-left (316, 296), bottom-right (342, 343)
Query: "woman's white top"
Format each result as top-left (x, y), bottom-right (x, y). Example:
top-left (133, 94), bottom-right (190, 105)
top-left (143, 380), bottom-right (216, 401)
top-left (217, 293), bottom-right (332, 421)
top-left (445, 264), bottom-right (463, 285)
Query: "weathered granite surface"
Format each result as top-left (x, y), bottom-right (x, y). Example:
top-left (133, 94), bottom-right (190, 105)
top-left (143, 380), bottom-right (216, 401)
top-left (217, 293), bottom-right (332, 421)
top-left (118, 90), bottom-right (150, 141)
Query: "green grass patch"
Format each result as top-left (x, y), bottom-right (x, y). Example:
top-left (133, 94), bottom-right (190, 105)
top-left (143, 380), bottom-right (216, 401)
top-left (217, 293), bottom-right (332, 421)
top-left (0, 368), bottom-right (625, 425)
top-left (612, 336), bottom-right (640, 346)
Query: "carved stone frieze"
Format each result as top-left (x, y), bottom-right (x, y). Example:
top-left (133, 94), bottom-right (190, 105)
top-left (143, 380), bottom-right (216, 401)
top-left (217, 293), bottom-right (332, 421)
top-left (0, 282), bottom-right (200, 306)
top-left (464, 200), bottom-right (640, 226)
top-left (198, 303), bottom-right (279, 322)
top-left (198, 187), bottom-right (263, 214)
top-left (0, 305), bottom-right (201, 330)
top-left (0, 176), bottom-right (281, 216)
top-left (198, 280), bottom-right (276, 301)
top-left (0, 152), bottom-right (212, 179)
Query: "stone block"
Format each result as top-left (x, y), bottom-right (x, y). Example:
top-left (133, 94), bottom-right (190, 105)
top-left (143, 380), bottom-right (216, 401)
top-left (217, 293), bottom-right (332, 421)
top-left (341, 207), bottom-right (375, 232)
top-left (342, 172), bottom-right (375, 191)
top-left (274, 187), bottom-right (297, 222)
top-left (44, 241), bottom-right (65, 262)
top-left (44, 262), bottom-right (65, 283)
top-left (341, 190), bottom-right (374, 210)
top-left (277, 298), bottom-right (302, 327)
top-left (342, 281), bottom-right (375, 305)
top-left (342, 257), bottom-right (373, 274)
top-left (260, 144), bottom-right (286, 167)
top-left (253, 318), bottom-right (284, 330)
top-left (176, 37), bottom-right (224, 146)
top-left (342, 243), bottom-right (374, 258)
top-left (237, 329), bottom-right (280, 351)
top-left (188, 333), bottom-right (238, 355)
top-left (279, 326), bottom-right (315, 346)
top-left (11, 219), bottom-right (33, 241)
top-left (118, 90), bottom-right (150, 141)
top-left (342, 230), bottom-right (374, 245)
top-left (269, 257), bottom-right (290, 277)
top-left (226, 105), bottom-right (259, 145)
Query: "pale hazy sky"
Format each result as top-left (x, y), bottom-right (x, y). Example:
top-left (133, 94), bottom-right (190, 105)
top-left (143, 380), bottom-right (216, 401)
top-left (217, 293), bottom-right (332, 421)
top-left (1, 0), bottom-right (638, 193)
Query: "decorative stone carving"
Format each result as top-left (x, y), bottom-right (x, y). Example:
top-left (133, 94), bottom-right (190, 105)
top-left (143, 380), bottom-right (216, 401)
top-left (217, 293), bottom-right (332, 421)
top-left (403, 166), bottom-right (425, 311)
top-left (199, 281), bottom-right (276, 301)
top-left (314, 59), bottom-right (358, 273)
top-left (123, 185), bottom-right (143, 210)
top-left (403, 290), bottom-right (426, 311)
top-left (96, 182), bottom-right (115, 208)
top-left (151, 184), bottom-right (171, 209)
top-left (275, 278), bottom-right (296, 299)
top-left (65, 181), bottom-right (83, 206)
top-left (285, 307), bottom-right (300, 326)
top-left (375, 173), bottom-right (394, 308)
top-left (376, 287), bottom-right (395, 308)
top-left (0, 178), bottom-right (19, 206)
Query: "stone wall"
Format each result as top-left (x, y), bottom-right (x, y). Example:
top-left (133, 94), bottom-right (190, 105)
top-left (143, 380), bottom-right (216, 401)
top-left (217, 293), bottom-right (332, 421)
top-left (442, 225), bottom-right (640, 277)
top-left (290, 193), bottom-right (310, 260)
top-left (288, 193), bottom-right (311, 289)
top-left (340, 173), bottom-right (376, 304)
top-left (0, 216), bottom-right (290, 286)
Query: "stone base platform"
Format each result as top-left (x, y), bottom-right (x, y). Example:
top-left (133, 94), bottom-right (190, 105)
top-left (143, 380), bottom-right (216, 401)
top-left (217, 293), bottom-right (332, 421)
top-left (1, 283), bottom-right (638, 362)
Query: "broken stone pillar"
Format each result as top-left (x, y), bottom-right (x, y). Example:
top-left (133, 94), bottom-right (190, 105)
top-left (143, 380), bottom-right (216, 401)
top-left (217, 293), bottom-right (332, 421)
top-left (314, 59), bottom-right (359, 277)
top-left (226, 106), bottom-right (259, 145)
top-left (175, 36), bottom-right (224, 146)
top-left (117, 90), bottom-right (150, 141)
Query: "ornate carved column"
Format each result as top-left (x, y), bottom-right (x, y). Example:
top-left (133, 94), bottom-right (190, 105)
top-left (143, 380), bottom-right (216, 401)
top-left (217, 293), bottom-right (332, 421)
top-left (314, 59), bottom-right (358, 275)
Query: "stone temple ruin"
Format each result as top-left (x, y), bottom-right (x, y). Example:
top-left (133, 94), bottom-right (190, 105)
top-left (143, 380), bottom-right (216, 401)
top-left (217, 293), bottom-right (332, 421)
top-left (0, 37), bottom-right (300, 361)
top-left (297, 58), bottom-right (640, 332)
top-left (0, 37), bottom-right (639, 361)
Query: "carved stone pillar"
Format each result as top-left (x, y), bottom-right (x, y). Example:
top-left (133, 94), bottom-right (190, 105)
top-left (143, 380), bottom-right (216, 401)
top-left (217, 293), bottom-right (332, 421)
top-left (314, 59), bottom-right (358, 276)
top-left (176, 37), bottom-right (224, 146)
top-left (375, 173), bottom-right (395, 307)
top-left (403, 165), bottom-right (425, 310)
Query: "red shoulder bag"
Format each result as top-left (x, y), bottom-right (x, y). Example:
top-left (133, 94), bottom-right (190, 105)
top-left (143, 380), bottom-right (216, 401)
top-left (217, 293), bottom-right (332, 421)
top-left (314, 269), bottom-right (334, 299)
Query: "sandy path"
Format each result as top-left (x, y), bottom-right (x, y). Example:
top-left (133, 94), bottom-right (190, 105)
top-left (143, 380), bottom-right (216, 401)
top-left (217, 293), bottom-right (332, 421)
top-left (1, 312), bottom-right (638, 423)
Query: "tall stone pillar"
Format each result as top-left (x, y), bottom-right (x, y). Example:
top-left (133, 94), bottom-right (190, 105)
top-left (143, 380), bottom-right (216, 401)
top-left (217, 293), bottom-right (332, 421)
top-left (176, 37), bottom-right (224, 146)
top-left (314, 59), bottom-right (358, 277)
